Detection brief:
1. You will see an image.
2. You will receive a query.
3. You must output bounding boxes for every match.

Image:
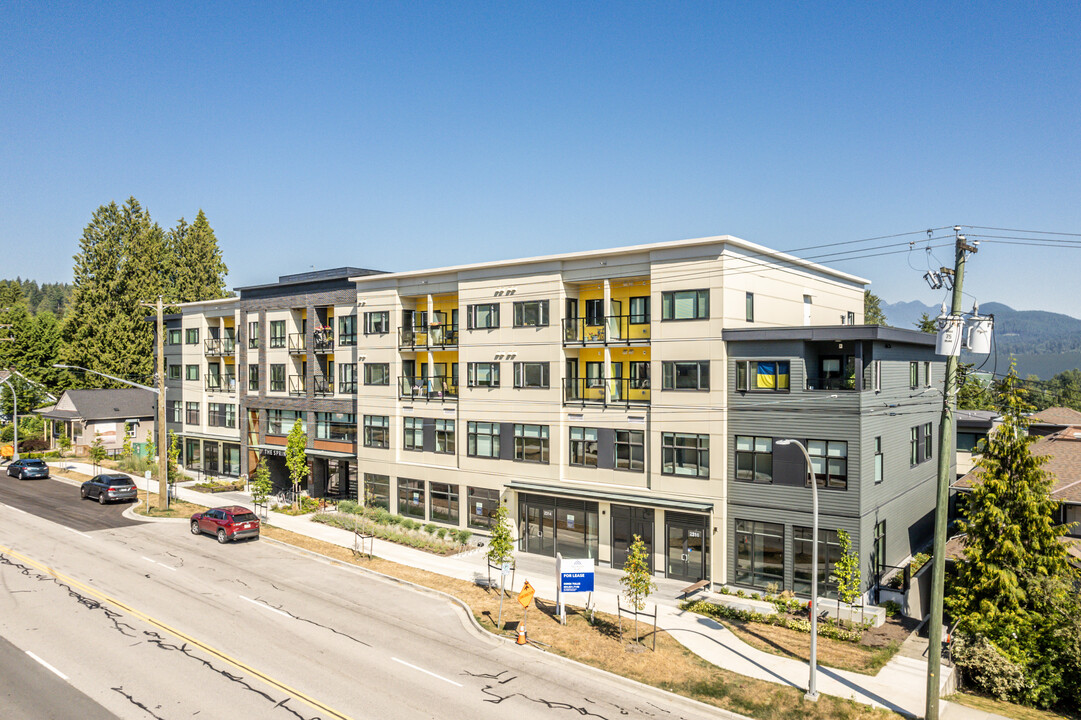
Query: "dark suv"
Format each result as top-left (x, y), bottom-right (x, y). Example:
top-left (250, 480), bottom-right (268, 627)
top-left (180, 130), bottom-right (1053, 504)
top-left (81, 474), bottom-right (138, 504)
top-left (190, 506), bottom-right (260, 544)
top-left (6, 459), bottom-right (50, 480)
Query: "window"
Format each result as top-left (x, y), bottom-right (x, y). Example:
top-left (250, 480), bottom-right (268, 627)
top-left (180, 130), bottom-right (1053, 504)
top-left (923, 422), bottom-right (933, 460)
top-left (467, 422), bottom-right (500, 458)
top-left (364, 363), bottom-right (390, 385)
top-left (185, 328), bottom-right (199, 345)
top-left (735, 520), bottom-right (784, 590)
top-left (339, 363), bottom-right (357, 394)
top-left (584, 299), bottom-right (604, 326)
top-left (629, 296), bottom-right (650, 324)
top-left (208, 403), bottom-right (236, 429)
top-left (745, 292), bottom-right (754, 322)
top-left (846, 311), bottom-right (856, 325)
top-left (872, 360), bottom-right (882, 392)
top-left (662, 361), bottom-right (709, 390)
top-left (363, 311), bottom-right (390, 336)
top-left (909, 362), bottom-right (919, 389)
top-left (569, 427), bottom-right (598, 467)
top-left (269, 320), bottom-right (286, 348)
top-left (363, 415), bottom-right (389, 448)
top-left (513, 300), bottom-right (549, 327)
top-left (467, 362), bottom-right (500, 387)
top-left (398, 478), bottom-right (425, 520)
top-left (873, 520), bottom-right (887, 580)
top-left (315, 412), bottom-right (356, 442)
top-left (793, 527), bottom-right (841, 598)
top-left (267, 410), bottom-right (305, 435)
top-left (248, 364), bottom-right (259, 391)
top-left (248, 321), bottom-right (259, 349)
top-left (429, 483), bottom-right (459, 524)
top-left (513, 362), bottom-right (550, 389)
top-left (911, 426), bottom-right (920, 465)
top-left (615, 429), bottom-right (645, 471)
top-left (167, 400), bottom-right (182, 423)
top-left (735, 360), bottom-right (790, 391)
top-left (957, 432), bottom-right (984, 453)
top-left (168, 364), bottom-right (181, 380)
top-left (467, 487), bottom-right (500, 530)
top-left (185, 402), bottom-right (200, 425)
top-left (185, 364), bottom-right (199, 381)
top-left (808, 440), bottom-right (848, 489)
top-left (1062, 504), bottom-right (1081, 539)
top-left (585, 361), bottom-right (604, 388)
top-left (874, 436), bottom-right (884, 484)
top-left (735, 436), bottom-right (773, 483)
top-left (168, 329), bottom-right (181, 345)
top-left (435, 419), bottom-right (455, 454)
top-left (403, 417), bottom-right (423, 451)
top-left (514, 424), bottom-right (549, 463)
top-left (662, 432), bottom-right (709, 477)
top-left (661, 289), bottom-right (709, 320)
top-left (184, 439), bottom-right (201, 468)
top-left (269, 364), bottom-right (285, 392)
top-left (338, 315), bottom-right (357, 345)
top-left (467, 303), bottom-right (499, 329)
top-left (363, 473), bottom-right (390, 510)
top-left (629, 361), bottom-right (650, 389)
top-left (923, 361), bottom-right (932, 387)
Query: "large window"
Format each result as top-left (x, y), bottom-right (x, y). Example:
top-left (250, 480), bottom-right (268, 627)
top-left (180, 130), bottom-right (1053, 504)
top-left (363, 415), bottom-right (389, 448)
top-left (338, 315), bottom-right (357, 345)
top-left (222, 444), bottom-right (241, 477)
top-left (513, 300), bottom-right (549, 327)
top-left (429, 483), bottom-right (459, 524)
top-left (339, 363), bottom-right (357, 394)
top-left (363, 473), bottom-right (390, 510)
top-left (403, 417), bottom-right (423, 451)
top-left (167, 400), bottom-right (182, 423)
top-left (248, 321), bottom-right (259, 349)
top-left (735, 520), bottom-right (784, 590)
top-left (513, 362), bottom-right (550, 389)
top-left (629, 296), bottom-right (650, 324)
top-left (735, 436), bottom-right (773, 483)
top-left (269, 320), bottom-right (286, 348)
top-left (166, 364), bottom-right (180, 380)
top-left (467, 487), bottom-right (500, 530)
top-left (267, 410), bottom-right (305, 435)
top-left (185, 328), bottom-right (200, 345)
top-left (248, 364), bottom-right (259, 391)
top-left (584, 299), bottom-right (604, 326)
top-left (661, 289), bottom-right (709, 320)
top-left (185, 402), bottom-right (200, 425)
top-left (662, 361), bottom-right (709, 390)
top-left (808, 440), bottom-right (848, 489)
top-left (467, 303), bottom-right (499, 329)
top-left (467, 422), bottom-right (500, 458)
top-left (794, 526), bottom-right (842, 598)
top-left (270, 364), bottom-right (285, 392)
top-left (184, 438), bottom-right (200, 469)
top-left (615, 429), bottom-right (645, 471)
top-left (629, 361), bottom-right (650, 389)
top-left (168, 328), bottom-right (181, 345)
top-left (435, 419), bottom-right (455, 454)
top-left (185, 364), bottom-right (200, 381)
top-left (569, 427), bottom-right (598, 467)
top-left (398, 478), bottom-right (425, 519)
top-left (364, 311), bottom-right (388, 335)
top-left (662, 432), bottom-right (709, 477)
top-left (364, 363), bottom-right (390, 385)
top-left (735, 360), bottom-right (790, 391)
top-left (316, 412), bottom-right (356, 442)
top-left (514, 424), bottom-right (549, 463)
top-left (208, 403), bottom-right (236, 429)
top-left (467, 362), bottom-right (500, 387)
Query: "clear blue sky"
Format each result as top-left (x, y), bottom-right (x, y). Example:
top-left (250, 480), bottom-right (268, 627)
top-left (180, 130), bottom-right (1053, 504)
top-left (2, 2), bottom-right (1078, 316)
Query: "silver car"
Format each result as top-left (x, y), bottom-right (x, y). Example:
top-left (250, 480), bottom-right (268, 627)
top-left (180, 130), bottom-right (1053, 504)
top-left (80, 474), bottom-right (138, 504)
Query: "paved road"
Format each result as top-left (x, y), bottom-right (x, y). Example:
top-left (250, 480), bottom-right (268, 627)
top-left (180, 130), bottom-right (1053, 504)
top-left (0, 496), bottom-right (725, 720)
top-left (0, 471), bottom-right (138, 532)
top-left (0, 632), bottom-right (116, 720)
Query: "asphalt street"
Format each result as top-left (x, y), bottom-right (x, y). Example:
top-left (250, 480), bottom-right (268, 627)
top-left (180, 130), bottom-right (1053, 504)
top-left (0, 470), bottom-right (138, 532)
top-left (0, 473), bottom-right (723, 720)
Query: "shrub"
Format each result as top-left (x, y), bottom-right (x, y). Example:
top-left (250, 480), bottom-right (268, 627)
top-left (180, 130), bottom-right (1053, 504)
top-left (436, 528), bottom-right (447, 539)
top-left (681, 599), bottom-right (864, 643)
top-left (424, 523), bottom-right (437, 535)
top-left (339, 500), bottom-right (359, 514)
top-left (882, 600), bottom-right (901, 618)
top-left (456, 529), bottom-right (472, 545)
top-left (952, 633), bottom-right (1031, 701)
top-left (735, 589), bottom-right (747, 599)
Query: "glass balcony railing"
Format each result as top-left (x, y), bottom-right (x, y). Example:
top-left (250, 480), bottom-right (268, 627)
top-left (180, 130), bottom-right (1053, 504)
top-left (398, 375), bottom-right (458, 402)
top-left (563, 377), bottom-right (651, 406)
top-left (312, 374), bottom-right (333, 396)
top-left (204, 338), bottom-right (236, 356)
top-left (398, 324), bottom-right (459, 349)
top-left (806, 376), bottom-right (857, 391)
top-left (562, 315), bottom-right (651, 345)
top-left (288, 333), bottom-right (306, 354)
top-left (313, 329), bottom-right (334, 353)
top-left (288, 375), bottom-right (306, 396)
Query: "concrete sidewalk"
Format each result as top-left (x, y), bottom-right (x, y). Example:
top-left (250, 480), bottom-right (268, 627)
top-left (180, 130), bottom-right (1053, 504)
top-left (49, 460), bottom-right (997, 720)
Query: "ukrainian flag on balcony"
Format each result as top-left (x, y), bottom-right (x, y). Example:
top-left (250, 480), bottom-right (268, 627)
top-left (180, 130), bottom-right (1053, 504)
top-left (756, 362), bottom-right (790, 389)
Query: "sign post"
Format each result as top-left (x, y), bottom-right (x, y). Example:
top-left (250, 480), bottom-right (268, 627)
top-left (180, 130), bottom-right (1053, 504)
top-left (516, 581), bottom-right (535, 645)
top-left (556, 556), bottom-right (595, 624)
top-left (497, 560), bottom-right (512, 630)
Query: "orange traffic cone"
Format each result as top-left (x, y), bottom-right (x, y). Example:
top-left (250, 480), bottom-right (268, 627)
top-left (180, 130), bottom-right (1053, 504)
top-left (516, 625), bottom-right (527, 645)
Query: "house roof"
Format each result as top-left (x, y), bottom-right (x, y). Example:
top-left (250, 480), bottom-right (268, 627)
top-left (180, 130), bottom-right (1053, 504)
top-left (34, 389), bottom-right (156, 422)
top-left (1030, 407), bottom-right (1081, 426)
top-left (956, 425), bottom-right (1081, 503)
top-left (956, 409), bottom-right (1001, 431)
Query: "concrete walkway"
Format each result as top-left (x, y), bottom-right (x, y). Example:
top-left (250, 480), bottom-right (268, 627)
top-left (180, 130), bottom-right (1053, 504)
top-left (48, 461), bottom-right (1002, 720)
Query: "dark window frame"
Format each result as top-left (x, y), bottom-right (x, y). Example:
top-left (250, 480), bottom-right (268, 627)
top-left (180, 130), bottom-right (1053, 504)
top-left (512, 300), bottom-right (549, 328)
top-left (466, 421), bottom-right (500, 458)
top-left (660, 289), bottom-right (709, 321)
top-left (662, 360), bottom-right (709, 390)
top-left (513, 424), bottom-right (549, 464)
top-left (662, 432), bottom-right (709, 477)
top-left (363, 415), bottom-right (389, 449)
top-left (569, 426), bottom-right (598, 467)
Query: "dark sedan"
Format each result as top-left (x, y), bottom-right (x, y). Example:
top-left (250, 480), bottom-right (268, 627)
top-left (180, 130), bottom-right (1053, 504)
top-left (80, 474), bottom-right (138, 504)
top-left (6, 459), bottom-right (50, 480)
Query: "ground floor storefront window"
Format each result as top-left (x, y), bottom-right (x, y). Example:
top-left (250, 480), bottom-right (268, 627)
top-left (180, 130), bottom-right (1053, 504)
top-left (793, 526), bottom-right (841, 599)
top-left (429, 483), bottom-right (459, 524)
top-left (222, 443), bottom-right (241, 477)
top-left (735, 520), bottom-right (784, 590)
top-left (398, 478), bottom-right (425, 519)
top-left (518, 494), bottom-right (598, 559)
top-left (364, 473), bottom-right (390, 509)
top-left (467, 487), bottom-right (499, 530)
top-left (184, 438), bottom-right (201, 470)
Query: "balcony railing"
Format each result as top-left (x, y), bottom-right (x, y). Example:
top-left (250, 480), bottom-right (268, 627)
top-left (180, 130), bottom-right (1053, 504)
top-left (312, 374), bottom-right (333, 397)
top-left (399, 375), bottom-right (458, 402)
top-left (806, 376), bottom-right (857, 391)
top-left (204, 338), bottom-right (236, 356)
top-left (205, 375), bottom-right (237, 392)
top-left (398, 324), bottom-right (459, 350)
top-left (562, 315), bottom-right (651, 345)
top-left (313, 329), bottom-right (334, 353)
top-left (288, 375), bottom-right (306, 396)
top-left (288, 333), bottom-right (306, 354)
top-left (563, 377), bottom-right (651, 406)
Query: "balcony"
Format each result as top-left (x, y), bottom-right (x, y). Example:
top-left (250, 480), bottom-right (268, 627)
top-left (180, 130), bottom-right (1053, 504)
top-left (313, 328), bottom-right (334, 353)
top-left (288, 375), bottom-right (306, 396)
top-left (398, 324), bottom-right (459, 350)
top-left (204, 338), bottom-right (236, 356)
top-left (312, 374), bottom-right (334, 397)
top-left (563, 316), bottom-right (650, 346)
top-left (399, 375), bottom-right (458, 402)
top-left (288, 333), bottom-right (306, 354)
top-left (563, 377), bottom-right (651, 407)
top-left (806, 375), bottom-right (857, 391)
top-left (205, 375), bottom-right (237, 393)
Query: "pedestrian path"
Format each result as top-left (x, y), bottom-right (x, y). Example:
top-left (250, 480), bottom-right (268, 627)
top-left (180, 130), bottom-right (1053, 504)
top-left (47, 460), bottom-right (1001, 720)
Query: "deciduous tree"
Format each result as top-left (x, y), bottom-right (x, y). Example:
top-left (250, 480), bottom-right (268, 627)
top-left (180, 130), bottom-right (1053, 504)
top-left (285, 418), bottom-right (308, 507)
top-left (620, 534), bottom-right (656, 644)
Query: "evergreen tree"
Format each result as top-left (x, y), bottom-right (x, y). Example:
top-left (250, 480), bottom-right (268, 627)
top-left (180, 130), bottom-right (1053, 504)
top-left (915, 312), bottom-right (937, 333)
top-left (168, 210), bottom-right (228, 302)
top-left (863, 290), bottom-right (888, 326)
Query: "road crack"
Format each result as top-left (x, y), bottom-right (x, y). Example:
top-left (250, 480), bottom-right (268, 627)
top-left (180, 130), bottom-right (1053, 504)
top-left (111, 686), bottom-right (166, 720)
top-left (256, 597), bottom-right (371, 647)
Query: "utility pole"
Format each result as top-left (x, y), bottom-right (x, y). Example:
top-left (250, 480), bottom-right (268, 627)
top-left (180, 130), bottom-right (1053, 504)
top-left (925, 227), bottom-right (977, 720)
top-left (141, 297), bottom-right (170, 510)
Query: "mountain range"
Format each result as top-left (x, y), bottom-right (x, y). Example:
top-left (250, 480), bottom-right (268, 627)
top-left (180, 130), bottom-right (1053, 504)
top-left (882, 300), bottom-right (1081, 379)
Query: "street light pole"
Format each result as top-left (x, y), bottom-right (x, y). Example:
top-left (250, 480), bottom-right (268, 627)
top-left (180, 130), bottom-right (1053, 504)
top-left (0, 376), bottom-right (18, 462)
top-left (777, 438), bottom-right (819, 702)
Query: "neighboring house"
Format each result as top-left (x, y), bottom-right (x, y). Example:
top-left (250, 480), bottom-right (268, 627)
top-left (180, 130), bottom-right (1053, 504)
top-left (36, 389), bottom-right (156, 452)
top-left (955, 409), bottom-right (1001, 476)
top-left (1027, 406), bottom-right (1081, 437)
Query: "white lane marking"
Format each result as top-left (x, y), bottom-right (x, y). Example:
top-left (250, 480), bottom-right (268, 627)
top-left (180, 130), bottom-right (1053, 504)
top-left (26, 651), bottom-right (69, 680)
top-left (3, 505), bottom-right (28, 514)
top-left (391, 657), bottom-right (463, 687)
top-left (141, 556), bottom-right (177, 572)
top-left (64, 526), bottom-right (92, 540)
top-left (239, 595), bottom-right (290, 617)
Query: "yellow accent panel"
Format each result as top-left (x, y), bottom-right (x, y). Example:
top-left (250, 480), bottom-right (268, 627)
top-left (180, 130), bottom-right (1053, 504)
top-left (578, 347), bottom-right (606, 363)
top-left (430, 350), bottom-right (458, 365)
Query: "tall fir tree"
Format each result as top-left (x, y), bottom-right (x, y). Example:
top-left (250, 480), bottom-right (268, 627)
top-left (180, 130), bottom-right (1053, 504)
top-left (863, 290), bottom-right (888, 326)
top-left (168, 209), bottom-right (229, 302)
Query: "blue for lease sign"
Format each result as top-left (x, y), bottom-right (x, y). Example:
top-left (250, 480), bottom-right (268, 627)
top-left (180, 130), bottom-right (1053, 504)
top-left (560, 572), bottom-right (594, 593)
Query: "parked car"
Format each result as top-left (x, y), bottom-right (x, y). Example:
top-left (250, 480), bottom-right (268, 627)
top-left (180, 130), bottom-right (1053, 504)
top-left (80, 474), bottom-right (138, 504)
top-left (190, 506), bottom-right (260, 544)
top-left (6, 458), bottom-right (50, 480)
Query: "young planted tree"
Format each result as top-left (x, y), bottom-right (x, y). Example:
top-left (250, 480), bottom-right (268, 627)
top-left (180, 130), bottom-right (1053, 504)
top-left (250, 456), bottom-right (272, 506)
top-left (620, 534), bottom-right (657, 645)
top-left (89, 434), bottom-right (106, 471)
top-left (285, 418), bottom-right (308, 509)
top-left (167, 430), bottom-right (182, 485)
top-left (58, 434), bottom-right (72, 457)
top-left (832, 529), bottom-right (863, 625)
top-left (485, 504), bottom-right (515, 628)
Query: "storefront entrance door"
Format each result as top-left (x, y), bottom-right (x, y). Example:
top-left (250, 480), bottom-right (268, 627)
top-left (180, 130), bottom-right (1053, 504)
top-left (522, 501), bottom-right (555, 556)
top-left (612, 505), bottom-right (653, 572)
top-left (666, 512), bottom-right (709, 582)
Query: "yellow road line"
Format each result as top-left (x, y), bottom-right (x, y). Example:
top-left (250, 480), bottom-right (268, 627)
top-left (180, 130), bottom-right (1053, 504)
top-left (0, 544), bottom-right (354, 720)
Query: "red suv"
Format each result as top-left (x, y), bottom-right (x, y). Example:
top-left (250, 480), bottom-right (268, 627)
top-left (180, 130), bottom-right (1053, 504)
top-left (190, 506), bottom-right (260, 544)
